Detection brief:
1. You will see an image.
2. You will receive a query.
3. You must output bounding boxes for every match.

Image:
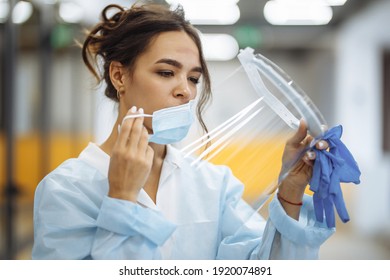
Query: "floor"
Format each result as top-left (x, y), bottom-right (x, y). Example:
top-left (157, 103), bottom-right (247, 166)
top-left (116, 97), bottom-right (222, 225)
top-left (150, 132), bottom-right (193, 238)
top-left (320, 222), bottom-right (390, 260)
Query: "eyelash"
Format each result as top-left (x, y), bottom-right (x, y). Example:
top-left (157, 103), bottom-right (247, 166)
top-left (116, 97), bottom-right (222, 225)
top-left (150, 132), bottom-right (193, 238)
top-left (157, 71), bottom-right (174, 78)
top-left (189, 77), bottom-right (200, 85)
top-left (157, 71), bottom-right (200, 85)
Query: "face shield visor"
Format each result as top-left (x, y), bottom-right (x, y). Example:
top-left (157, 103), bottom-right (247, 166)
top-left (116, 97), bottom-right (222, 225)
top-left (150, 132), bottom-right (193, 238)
top-left (177, 47), bottom-right (328, 215)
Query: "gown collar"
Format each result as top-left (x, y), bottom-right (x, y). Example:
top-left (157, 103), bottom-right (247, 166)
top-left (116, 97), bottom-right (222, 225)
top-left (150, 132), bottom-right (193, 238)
top-left (78, 142), bottom-right (185, 210)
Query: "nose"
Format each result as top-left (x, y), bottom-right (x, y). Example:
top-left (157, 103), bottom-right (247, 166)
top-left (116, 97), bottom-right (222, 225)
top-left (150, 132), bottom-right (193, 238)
top-left (173, 78), bottom-right (192, 101)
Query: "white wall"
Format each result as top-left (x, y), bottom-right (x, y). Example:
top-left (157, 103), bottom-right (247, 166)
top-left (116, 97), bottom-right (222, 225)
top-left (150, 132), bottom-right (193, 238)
top-left (335, 0), bottom-right (390, 235)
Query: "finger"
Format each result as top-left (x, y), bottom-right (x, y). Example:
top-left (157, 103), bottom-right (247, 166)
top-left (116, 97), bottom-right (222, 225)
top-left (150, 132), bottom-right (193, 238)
top-left (302, 154), bottom-right (314, 167)
top-left (302, 135), bottom-right (314, 146)
top-left (127, 108), bottom-right (145, 149)
top-left (315, 140), bottom-right (329, 150)
top-left (118, 106), bottom-right (138, 147)
top-left (287, 119), bottom-right (308, 146)
top-left (137, 126), bottom-right (150, 154)
top-left (306, 150), bottom-right (316, 160)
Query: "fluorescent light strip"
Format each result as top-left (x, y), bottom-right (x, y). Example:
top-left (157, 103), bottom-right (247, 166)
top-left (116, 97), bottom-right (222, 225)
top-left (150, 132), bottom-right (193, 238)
top-left (12, 1), bottom-right (33, 24)
top-left (0, 1), bottom-right (9, 23)
top-left (59, 2), bottom-right (84, 23)
top-left (264, 0), bottom-right (333, 26)
top-left (200, 33), bottom-right (239, 61)
top-left (325, 0), bottom-right (347, 6)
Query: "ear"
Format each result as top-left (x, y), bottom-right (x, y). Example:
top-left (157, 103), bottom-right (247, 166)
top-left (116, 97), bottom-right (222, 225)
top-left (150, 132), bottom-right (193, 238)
top-left (109, 61), bottom-right (126, 92)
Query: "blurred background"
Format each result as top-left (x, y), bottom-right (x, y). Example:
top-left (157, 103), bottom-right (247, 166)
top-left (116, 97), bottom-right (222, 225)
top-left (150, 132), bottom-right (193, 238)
top-left (0, 0), bottom-right (389, 260)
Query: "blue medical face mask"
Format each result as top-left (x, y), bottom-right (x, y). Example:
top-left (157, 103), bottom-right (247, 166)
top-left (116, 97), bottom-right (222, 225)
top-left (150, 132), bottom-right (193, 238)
top-left (120, 100), bottom-right (196, 144)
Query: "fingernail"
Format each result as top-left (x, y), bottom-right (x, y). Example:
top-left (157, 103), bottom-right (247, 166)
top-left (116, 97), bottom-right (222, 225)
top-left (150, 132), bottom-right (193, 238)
top-left (130, 106), bottom-right (137, 113)
top-left (318, 141), bottom-right (325, 149)
top-left (307, 151), bottom-right (315, 159)
top-left (139, 108), bottom-right (144, 114)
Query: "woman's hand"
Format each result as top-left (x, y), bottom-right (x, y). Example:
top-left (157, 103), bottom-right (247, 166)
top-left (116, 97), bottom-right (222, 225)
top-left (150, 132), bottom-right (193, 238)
top-left (278, 120), bottom-right (328, 219)
top-left (108, 106), bottom-right (154, 202)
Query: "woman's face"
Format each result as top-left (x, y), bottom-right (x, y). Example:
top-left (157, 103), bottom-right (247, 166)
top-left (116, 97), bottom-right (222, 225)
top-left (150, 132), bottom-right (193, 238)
top-left (121, 31), bottom-right (202, 133)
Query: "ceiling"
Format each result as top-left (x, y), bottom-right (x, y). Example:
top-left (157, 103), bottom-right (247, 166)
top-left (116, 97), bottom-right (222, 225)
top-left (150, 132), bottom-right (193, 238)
top-left (6, 0), bottom-right (384, 51)
top-left (236, 0), bottom-right (374, 27)
top-left (194, 0), bottom-right (380, 50)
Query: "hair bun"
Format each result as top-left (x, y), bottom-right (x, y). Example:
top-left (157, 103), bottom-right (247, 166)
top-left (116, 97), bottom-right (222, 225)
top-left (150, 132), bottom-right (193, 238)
top-left (102, 4), bottom-right (125, 25)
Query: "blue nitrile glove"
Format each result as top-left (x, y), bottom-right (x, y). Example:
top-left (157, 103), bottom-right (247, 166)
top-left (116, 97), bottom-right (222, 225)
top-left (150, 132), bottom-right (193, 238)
top-left (309, 125), bottom-right (361, 228)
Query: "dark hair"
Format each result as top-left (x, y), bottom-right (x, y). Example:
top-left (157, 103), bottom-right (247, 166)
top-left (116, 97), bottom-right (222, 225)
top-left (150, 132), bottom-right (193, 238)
top-left (82, 2), bottom-right (211, 134)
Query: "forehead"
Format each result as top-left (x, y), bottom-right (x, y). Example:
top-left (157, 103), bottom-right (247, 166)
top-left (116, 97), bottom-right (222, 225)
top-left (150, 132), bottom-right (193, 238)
top-left (140, 31), bottom-right (201, 67)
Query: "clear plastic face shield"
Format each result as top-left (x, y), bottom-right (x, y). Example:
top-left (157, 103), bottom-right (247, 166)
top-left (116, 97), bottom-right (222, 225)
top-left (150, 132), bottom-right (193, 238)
top-left (178, 47), bottom-right (328, 215)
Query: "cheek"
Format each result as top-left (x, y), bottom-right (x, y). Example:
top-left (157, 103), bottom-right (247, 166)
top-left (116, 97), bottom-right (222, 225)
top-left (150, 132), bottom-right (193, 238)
top-left (192, 86), bottom-right (199, 99)
top-left (124, 78), bottom-right (157, 107)
top-left (133, 75), bottom-right (170, 99)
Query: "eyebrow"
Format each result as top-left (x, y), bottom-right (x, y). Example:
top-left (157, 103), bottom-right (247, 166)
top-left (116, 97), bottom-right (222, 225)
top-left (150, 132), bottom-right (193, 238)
top-left (155, 58), bottom-right (203, 74)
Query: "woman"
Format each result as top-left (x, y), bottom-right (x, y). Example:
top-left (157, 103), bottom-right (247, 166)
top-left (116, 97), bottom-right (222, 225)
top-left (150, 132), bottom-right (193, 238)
top-left (32, 3), bottom-right (334, 260)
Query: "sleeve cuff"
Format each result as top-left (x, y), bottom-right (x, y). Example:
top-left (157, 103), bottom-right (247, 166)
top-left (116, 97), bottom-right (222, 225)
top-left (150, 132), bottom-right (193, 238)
top-left (268, 194), bottom-right (335, 247)
top-left (96, 196), bottom-right (177, 246)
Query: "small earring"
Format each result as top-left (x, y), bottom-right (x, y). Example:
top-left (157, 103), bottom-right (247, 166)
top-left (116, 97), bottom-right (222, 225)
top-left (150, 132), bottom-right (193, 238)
top-left (117, 91), bottom-right (121, 101)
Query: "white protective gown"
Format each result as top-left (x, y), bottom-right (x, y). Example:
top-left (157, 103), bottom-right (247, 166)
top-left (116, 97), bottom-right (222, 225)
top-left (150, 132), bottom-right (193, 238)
top-left (32, 143), bottom-right (334, 260)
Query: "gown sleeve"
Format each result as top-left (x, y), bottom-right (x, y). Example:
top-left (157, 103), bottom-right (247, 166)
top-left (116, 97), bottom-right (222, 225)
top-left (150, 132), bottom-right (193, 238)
top-left (215, 167), bottom-right (335, 260)
top-left (32, 160), bottom-right (176, 260)
top-left (92, 196), bottom-right (176, 259)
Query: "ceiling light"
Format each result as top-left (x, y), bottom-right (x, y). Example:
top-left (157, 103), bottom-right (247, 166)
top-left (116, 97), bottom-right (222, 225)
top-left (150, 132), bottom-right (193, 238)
top-left (12, 1), bottom-right (33, 24)
top-left (325, 0), bottom-right (347, 6)
top-left (200, 33), bottom-right (239, 61)
top-left (264, 0), bottom-right (333, 26)
top-left (59, 2), bottom-right (84, 24)
top-left (0, 1), bottom-right (10, 23)
top-left (33, 0), bottom-right (58, 4)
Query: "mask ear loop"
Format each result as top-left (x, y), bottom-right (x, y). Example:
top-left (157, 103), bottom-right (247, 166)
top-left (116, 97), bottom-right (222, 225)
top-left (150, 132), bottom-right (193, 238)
top-left (117, 114), bottom-right (153, 134)
top-left (121, 114), bottom-right (153, 123)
